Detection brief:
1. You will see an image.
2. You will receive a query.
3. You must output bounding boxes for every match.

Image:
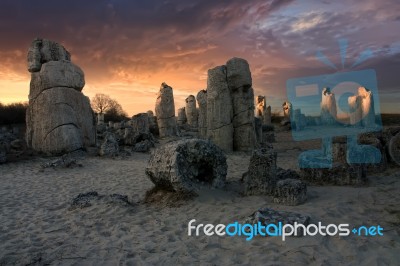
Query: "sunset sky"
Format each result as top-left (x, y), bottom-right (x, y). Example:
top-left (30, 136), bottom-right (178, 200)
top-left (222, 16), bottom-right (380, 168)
top-left (0, 0), bottom-right (399, 116)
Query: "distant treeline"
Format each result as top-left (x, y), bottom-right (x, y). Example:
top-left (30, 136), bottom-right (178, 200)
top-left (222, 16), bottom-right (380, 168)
top-left (0, 102), bottom-right (28, 125)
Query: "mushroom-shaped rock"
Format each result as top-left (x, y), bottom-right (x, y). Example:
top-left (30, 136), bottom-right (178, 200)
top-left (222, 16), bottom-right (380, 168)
top-left (145, 139), bottom-right (227, 193)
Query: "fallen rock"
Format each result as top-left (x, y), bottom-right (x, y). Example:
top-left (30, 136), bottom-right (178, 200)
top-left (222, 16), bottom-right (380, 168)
top-left (145, 139), bottom-right (227, 193)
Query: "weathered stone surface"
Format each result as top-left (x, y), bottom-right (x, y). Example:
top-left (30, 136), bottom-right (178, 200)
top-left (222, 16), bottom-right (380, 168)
top-left (389, 132), bottom-right (400, 166)
top-left (131, 113), bottom-right (150, 134)
top-left (185, 95), bottom-right (198, 128)
top-left (145, 139), bottom-right (227, 193)
top-left (27, 38), bottom-right (71, 73)
top-left (207, 66), bottom-right (233, 152)
top-left (177, 107), bottom-right (187, 125)
top-left (26, 39), bottom-right (95, 155)
top-left (26, 87), bottom-right (96, 154)
top-left (155, 82), bottom-right (178, 138)
top-left (231, 86), bottom-right (256, 151)
top-left (226, 57), bottom-right (252, 89)
top-left (227, 58), bottom-right (256, 151)
top-left (29, 60), bottom-right (85, 100)
top-left (99, 132), bottom-right (119, 156)
top-left (243, 148), bottom-right (277, 196)
top-left (196, 90), bottom-right (207, 139)
top-left (273, 179), bottom-right (307, 206)
top-left (321, 88), bottom-right (337, 125)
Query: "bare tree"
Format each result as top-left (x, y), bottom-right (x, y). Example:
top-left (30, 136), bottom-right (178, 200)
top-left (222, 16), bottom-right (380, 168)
top-left (91, 93), bottom-right (128, 122)
top-left (91, 93), bottom-right (117, 114)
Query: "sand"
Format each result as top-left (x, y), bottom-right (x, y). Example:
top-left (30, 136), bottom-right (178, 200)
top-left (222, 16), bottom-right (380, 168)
top-left (0, 131), bottom-right (399, 265)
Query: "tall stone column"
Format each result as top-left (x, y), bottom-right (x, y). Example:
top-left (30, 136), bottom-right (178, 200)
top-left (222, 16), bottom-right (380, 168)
top-left (226, 58), bottom-right (256, 151)
top-left (196, 90), bottom-right (207, 139)
top-left (185, 95), bottom-right (198, 128)
top-left (206, 66), bottom-right (233, 152)
top-left (155, 82), bottom-right (178, 138)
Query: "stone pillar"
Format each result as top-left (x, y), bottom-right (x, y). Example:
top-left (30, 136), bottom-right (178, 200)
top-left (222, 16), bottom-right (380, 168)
top-left (25, 38), bottom-right (95, 155)
top-left (185, 95), bottom-right (198, 128)
top-left (206, 66), bottom-right (233, 152)
top-left (256, 96), bottom-right (272, 126)
top-left (226, 57), bottom-right (256, 151)
top-left (320, 87), bottom-right (337, 125)
top-left (256, 96), bottom-right (265, 118)
top-left (97, 113), bottom-right (105, 125)
top-left (155, 82), bottom-right (178, 138)
top-left (358, 87), bottom-right (376, 127)
top-left (196, 90), bottom-right (207, 139)
top-left (147, 110), bottom-right (159, 136)
top-left (282, 101), bottom-right (292, 119)
top-left (177, 107), bottom-right (187, 126)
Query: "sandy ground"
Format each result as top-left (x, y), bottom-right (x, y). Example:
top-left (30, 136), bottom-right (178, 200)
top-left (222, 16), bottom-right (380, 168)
top-left (0, 131), bottom-right (399, 265)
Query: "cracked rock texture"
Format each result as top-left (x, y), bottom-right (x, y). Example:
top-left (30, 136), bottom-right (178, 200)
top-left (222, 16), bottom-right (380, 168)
top-left (206, 58), bottom-right (256, 152)
top-left (145, 139), bottom-right (227, 193)
top-left (206, 66), bottom-right (234, 152)
top-left (26, 38), bottom-right (96, 155)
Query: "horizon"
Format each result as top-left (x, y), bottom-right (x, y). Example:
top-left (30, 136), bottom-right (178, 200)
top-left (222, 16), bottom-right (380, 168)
top-left (0, 0), bottom-right (399, 116)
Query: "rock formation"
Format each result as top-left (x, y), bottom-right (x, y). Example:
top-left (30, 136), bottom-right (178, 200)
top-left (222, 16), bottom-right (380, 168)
top-left (145, 139), bottom-right (227, 193)
top-left (243, 148), bottom-right (277, 196)
top-left (131, 113), bottom-right (150, 134)
top-left (282, 101), bottom-right (292, 119)
top-left (256, 96), bottom-right (271, 126)
top-left (206, 66), bottom-right (234, 152)
top-left (26, 38), bottom-right (96, 155)
top-left (243, 147), bottom-right (307, 205)
top-left (206, 58), bottom-right (257, 152)
top-left (155, 82), bottom-right (178, 138)
top-left (320, 87), bottom-right (337, 125)
top-left (227, 58), bottom-right (256, 151)
top-left (358, 87), bottom-right (376, 127)
top-left (185, 95), bottom-right (198, 128)
top-left (177, 107), bottom-right (187, 126)
top-left (196, 90), bottom-right (207, 139)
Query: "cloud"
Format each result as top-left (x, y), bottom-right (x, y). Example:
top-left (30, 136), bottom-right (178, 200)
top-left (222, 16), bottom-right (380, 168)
top-left (0, 0), bottom-right (399, 114)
